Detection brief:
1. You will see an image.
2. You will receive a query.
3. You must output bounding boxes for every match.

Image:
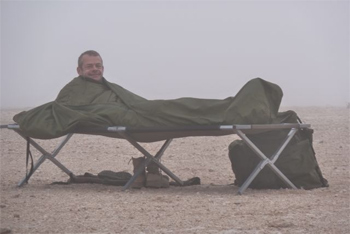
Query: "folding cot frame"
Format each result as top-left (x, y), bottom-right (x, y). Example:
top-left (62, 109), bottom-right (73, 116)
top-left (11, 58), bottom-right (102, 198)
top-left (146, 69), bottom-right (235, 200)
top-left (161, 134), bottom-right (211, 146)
top-left (0, 123), bottom-right (310, 194)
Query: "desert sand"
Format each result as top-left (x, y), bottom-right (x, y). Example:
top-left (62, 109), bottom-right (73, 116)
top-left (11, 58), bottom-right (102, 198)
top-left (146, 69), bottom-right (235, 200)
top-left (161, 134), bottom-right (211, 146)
top-left (0, 106), bottom-right (349, 234)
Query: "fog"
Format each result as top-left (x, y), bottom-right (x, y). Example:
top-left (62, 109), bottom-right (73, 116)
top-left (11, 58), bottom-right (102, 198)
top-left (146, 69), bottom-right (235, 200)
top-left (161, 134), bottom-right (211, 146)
top-left (1, 0), bottom-right (349, 109)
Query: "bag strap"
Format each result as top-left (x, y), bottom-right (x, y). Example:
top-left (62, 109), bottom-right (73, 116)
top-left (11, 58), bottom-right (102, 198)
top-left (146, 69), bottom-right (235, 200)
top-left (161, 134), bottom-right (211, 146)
top-left (297, 116), bottom-right (303, 123)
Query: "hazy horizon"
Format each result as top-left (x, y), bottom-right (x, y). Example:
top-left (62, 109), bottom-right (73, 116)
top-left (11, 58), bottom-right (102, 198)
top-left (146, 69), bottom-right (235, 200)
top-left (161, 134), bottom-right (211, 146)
top-left (1, 1), bottom-right (349, 109)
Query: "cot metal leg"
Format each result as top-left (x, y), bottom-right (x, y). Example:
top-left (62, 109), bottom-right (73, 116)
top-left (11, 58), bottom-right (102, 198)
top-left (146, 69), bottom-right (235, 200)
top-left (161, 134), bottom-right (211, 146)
top-left (120, 134), bottom-right (184, 190)
top-left (15, 132), bottom-right (75, 187)
top-left (236, 128), bottom-right (298, 195)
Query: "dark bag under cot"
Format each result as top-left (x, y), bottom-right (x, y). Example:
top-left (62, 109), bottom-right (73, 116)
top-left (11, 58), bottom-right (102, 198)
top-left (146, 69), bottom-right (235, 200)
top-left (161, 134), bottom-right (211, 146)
top-left (228, 110), bottom-right (328, 190)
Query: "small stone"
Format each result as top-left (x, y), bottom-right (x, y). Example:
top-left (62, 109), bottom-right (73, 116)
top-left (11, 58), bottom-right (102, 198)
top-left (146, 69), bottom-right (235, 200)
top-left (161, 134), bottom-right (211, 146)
top-left (0, 228), bottom-right (12, 234)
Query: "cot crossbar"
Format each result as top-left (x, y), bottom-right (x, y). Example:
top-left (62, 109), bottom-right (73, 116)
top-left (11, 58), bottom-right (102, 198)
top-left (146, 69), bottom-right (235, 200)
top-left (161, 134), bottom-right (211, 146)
top-left (14, 131), bottom-right (74, 187)
top-left (235, 128), bottom-right (298, 194)
top-left (0, 123), bottom-right (310, 194)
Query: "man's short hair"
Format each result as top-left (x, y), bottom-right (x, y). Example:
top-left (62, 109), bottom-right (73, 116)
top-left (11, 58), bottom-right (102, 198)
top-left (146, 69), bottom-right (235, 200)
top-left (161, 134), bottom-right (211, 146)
top-left (78, 50), bottom-right (103, 68)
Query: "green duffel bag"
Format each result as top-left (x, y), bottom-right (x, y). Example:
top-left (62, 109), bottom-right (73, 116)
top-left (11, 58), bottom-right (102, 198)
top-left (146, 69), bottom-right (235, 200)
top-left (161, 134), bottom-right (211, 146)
top-left (228, 110), bottom-right (328, 190)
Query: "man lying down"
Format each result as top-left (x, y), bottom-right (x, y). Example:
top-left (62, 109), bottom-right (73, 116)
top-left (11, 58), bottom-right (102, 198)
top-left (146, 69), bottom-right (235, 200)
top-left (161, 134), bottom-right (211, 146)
top-left (13, 50), bottom-right (284, 141)
top-left (12, 50), bottom-right (313, 189)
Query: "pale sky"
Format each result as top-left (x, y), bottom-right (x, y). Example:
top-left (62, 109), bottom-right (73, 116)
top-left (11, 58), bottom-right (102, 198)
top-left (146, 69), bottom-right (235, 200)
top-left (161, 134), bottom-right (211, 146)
top-left (1, 0), bottom-right (349, 108)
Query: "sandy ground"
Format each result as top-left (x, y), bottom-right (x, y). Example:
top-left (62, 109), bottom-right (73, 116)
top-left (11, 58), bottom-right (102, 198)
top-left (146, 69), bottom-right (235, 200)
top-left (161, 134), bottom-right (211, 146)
top-left (0, 106), bottom-right (349, 234)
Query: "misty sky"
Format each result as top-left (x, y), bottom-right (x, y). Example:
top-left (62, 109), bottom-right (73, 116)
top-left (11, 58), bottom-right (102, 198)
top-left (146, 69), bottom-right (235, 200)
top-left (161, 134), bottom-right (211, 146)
top-left (1, 0), bottom-right (349, 108)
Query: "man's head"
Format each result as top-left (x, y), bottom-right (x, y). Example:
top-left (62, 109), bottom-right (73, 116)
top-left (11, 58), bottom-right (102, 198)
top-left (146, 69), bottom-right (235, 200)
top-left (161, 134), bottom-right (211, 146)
top-left (77, 50), bottom-right (104, 81)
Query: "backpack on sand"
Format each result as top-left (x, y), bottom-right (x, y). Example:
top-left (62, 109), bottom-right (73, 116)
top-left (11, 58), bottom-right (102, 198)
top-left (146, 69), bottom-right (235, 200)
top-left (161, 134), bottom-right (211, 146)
top-left (228, 110), bottom-right (328, 190)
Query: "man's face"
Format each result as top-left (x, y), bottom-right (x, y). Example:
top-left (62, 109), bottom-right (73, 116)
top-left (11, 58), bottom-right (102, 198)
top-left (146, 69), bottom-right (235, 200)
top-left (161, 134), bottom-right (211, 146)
top-left (77, 55), bottom-right (104, 81)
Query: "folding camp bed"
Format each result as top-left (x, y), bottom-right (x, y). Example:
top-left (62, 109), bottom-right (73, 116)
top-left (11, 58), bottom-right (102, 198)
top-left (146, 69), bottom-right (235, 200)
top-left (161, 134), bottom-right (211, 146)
top-left (0, 123), bottom-right (310, 194)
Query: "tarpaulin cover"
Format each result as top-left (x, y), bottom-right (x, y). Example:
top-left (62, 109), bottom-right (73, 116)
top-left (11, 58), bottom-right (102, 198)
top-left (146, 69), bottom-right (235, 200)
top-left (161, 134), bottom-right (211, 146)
top-left (13, 77), bottom-right (283, 140)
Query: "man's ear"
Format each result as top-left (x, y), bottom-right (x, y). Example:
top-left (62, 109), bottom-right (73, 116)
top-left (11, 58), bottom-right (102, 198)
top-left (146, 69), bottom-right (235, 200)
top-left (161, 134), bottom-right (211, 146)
top-left (77, 67), bottom-right (82, 75)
